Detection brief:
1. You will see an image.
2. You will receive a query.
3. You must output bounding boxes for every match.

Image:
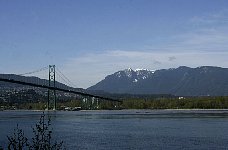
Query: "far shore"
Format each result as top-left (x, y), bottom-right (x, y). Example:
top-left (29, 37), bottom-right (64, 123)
top-left (2, 108), bottom-right (228, 112)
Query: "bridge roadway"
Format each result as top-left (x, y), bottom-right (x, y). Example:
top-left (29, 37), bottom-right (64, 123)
top-left (0, 77), bottom-right (121, 102)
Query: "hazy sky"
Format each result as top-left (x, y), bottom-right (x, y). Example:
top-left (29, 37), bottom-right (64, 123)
top-left (1, 0), bottom-right (228, 88)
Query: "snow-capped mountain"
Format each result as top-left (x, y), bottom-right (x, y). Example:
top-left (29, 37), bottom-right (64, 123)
top-left (114, 68), bottom-right (155, 83)
top-left (88, 66), bottom-right (228, 96)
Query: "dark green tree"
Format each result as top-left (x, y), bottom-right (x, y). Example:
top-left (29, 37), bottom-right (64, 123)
top-left (7, 125), bottom-right (29, 150)
top-left (7, 113), bottom-right (65, 150)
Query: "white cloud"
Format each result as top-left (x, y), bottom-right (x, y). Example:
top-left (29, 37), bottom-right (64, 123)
top-left (61, 50), bottom-right (228, 88)
top-left (189, 9), bottom-right (228, 25)
top-left (60, 10), bottom-right (228, 88)
top-left (151, 10), bottom-right (228, 52)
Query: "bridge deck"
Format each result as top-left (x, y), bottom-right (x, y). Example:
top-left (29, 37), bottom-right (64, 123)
top-left (0, 77), bottom-right (121, 102)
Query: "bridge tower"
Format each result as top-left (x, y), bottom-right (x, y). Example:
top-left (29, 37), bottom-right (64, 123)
top-left (47, 65), bottom-right (56, 110)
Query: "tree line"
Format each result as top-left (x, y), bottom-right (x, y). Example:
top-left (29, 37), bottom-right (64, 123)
top-left (121, 96), bottom-right (228, 109)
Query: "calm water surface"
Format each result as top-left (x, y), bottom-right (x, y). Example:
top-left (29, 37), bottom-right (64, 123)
top-left (0, 110), bottom-right (228, 149)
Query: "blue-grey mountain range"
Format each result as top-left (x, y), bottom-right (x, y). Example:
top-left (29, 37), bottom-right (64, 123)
top-left (88, 66), bottom-right (228, 96)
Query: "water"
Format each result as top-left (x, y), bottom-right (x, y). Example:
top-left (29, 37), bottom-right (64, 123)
top-left (1, 110), bottom-right (228, 149)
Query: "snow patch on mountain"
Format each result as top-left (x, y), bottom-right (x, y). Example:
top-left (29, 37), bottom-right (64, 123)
top-left (142, 76), bottom-right (147, 79)
top-left (135, 68), bottom-right (154, 72)
top-left (123, 68), bottom-right (134, 77)
top-left (133, 79), bottom-right (138, 83)
top-left (114, 68), bottom-right (155, 83)
top-left (116, 72), bottom-right (121, 77)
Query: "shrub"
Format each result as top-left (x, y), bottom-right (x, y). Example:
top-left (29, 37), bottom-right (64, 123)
top-left (7, 113), bottom-right (65, 150)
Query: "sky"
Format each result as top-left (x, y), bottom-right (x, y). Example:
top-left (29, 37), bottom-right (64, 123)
top-left (1, 0), bottom-right (228, 88)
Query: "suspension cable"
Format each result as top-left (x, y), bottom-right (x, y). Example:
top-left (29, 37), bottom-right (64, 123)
top-left (56, 72), bottom-right (72, 88)
top-left (18, 66), bottom-right (49, 76)
top-left (11, 65), bottom-right (77, 89)
top-left (56, 67), bottom-right (77, 88)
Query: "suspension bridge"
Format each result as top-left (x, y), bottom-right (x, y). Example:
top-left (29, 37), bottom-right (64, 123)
top-left (0, 65), bottom-right (121, 110)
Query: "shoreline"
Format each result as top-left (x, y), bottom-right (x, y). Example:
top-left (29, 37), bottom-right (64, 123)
top-left (2, 108), bottom-right (228, 112)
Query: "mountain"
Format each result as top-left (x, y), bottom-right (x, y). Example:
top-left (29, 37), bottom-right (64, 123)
top-left (0, 74), bottom-right (84, 92)
top-left (88, 68), bottom-right (154, 93)
top-left (87, 66), bottom-right (228, 96)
